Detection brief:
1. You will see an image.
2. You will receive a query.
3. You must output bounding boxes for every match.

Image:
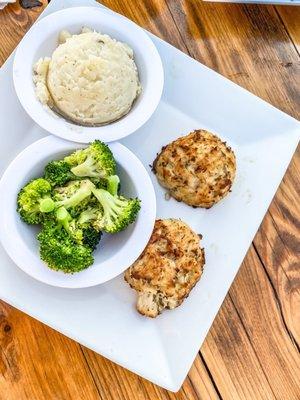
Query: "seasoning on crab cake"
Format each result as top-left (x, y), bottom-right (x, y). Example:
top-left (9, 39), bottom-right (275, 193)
top-left (153, 130), bottom-right (236, 208)
top-left (125, 219), bottom-right (205, 318)
top-left (33, 28), bottom-right (141, 126)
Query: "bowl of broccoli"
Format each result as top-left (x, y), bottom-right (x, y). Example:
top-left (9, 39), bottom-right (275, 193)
top-left (0, 136), bottom-right (156, 288)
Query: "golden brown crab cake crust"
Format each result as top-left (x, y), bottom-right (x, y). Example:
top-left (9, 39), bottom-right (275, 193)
top-left (153, 130), bottom-right (236, 208)
top-left (124, 219), bottom-right (205, 318)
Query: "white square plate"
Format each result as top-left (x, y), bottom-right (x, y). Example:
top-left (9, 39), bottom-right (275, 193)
top-left (0, 0), bottom-right (299, 392)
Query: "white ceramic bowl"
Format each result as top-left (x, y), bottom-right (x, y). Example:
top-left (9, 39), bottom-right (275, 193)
top-left (0, 136), bottom-right (156, 288)
top-left (13, 7), bottom-right (164, 143)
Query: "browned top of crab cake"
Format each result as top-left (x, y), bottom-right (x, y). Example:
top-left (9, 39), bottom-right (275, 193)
top-left (125, 219), bottom-right (205, 317)
top-left (153, 130), bottom-right (236, 208)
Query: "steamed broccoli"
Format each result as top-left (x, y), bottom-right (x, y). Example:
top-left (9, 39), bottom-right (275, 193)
top-left (17, 178), bottom-right (55, 224)
top-left (64, 140), bottom-right (116, 179)
top-left (92, 188), bottom-right (141, 233)
top-left (37, 220), bottom-right (93, 273)
top-left (54, 179), bottom-right (95, 212)
top-left (16, 140), bottom-right (141, 275)
top-left (44, 160), bottom-right (76, 187)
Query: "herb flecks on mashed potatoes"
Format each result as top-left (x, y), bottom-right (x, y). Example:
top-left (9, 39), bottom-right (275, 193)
top-left (33, 28), bottom-right (141, 126)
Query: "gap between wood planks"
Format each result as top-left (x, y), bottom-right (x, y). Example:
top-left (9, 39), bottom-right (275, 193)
top-left (198, 353), bottom-right (223, 399)
top-left (227, 290), bottom-right (277, 399)
top-left (274, 7), bottom-right (300, 58)
top-left (79, 346), bottom-right (104, 400)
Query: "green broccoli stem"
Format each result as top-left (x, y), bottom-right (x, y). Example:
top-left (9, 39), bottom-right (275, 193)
top-left (92, 188), bottom-right (122, 217)
top-left (56, 207), bottom-right (71, 229)
top-left (78, 208), bottom-right (98, 225)
top-left (107, 175), bottom-right (120, 196)
top-left (56, 207), bottom-right (83, 244)
top-left (57, 180), bottom-right (95, 209)
top-left (39, 197), bottom-right (55, 213)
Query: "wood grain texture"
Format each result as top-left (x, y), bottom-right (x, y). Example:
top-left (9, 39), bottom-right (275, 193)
top-left (167, 1), bottom-right (300, 118)
top-left (0, 0), bottom-right (46, 62)
top-left (230, 247), bottom-right (300, 398)
top-left (81, 347), bottom-right (220, 400)
top-left (200, 292), bottom-right (277, 400)
top-left (276, 6), bottom-right (300, 54)
top-left (0, 1), bottom-right (299, 399)
top-left (0, 302), bottom-right (101, 400)
top-left (254, 149), bottom-right (300, 348)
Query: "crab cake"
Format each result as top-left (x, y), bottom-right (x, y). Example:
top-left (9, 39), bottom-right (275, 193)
top-left (153, 130), bottom-right (236, 208)
top-left (125, 219), bottom-right (205, 318)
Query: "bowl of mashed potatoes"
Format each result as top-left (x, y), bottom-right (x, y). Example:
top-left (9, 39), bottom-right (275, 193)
top-left (13, 7), bottom-right (164, 143)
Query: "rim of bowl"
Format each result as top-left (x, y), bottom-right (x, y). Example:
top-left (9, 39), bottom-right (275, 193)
top-left (0, 136), bottom-right (156, 288)
top-left (13, 6), bottom-right (164, 144)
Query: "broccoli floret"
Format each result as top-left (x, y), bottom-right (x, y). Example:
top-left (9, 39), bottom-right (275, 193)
top-left (82, 226), bottom-right (102, 251)
top-left (37, 220), bottom-right (93, 273)
top-left (17, 178), bottom-right (55, 224)
top-left (107, 175), bottom-right (120, 196)
top-left (92, 188), bottom-right (141, 233)
top-left (64, 140), bottom-right (116, 179)
top-left (91, 177), bottom-right (109, 190)
top-left (68, 195), bottom-right (98, 219)
top-left (44, 160), bottom-right (76, 186)
top-left (54, 179), bottom-right (95, 212)
top-left (78, 206), bottom-right (102, 226)
top-left (78, 206), bottom-right (103, 250)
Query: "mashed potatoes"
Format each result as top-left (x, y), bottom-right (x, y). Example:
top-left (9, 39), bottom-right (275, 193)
top-left (33, 28), bottom-right (141, 125)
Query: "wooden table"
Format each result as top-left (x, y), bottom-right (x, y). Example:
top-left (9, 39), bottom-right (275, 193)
top-left (0, 1), bottom-right (299, 399)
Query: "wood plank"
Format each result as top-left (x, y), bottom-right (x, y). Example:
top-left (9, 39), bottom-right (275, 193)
top-left (201, 245), bottom-right (300, 400)
top-left (100, 0), bottom-right (187, 53)
top-left (167, 1), bottom-right (300, 119)
top-left (0, 0), bottom-right (47, 63)
top-left (81, 346), bottom-right (220, 400)
top-left (200, 291), bottom-right (276, 400)
top-left (254, 149), bottom-right (300, 348)
top-left (0, 302), bottom-right (101, 400)
top-left (248, 26), bottom-right (300, 349)
top-left (228, 246), bottom-right (300, 399)
top-left (276, 6), bottom-right (300, 54)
